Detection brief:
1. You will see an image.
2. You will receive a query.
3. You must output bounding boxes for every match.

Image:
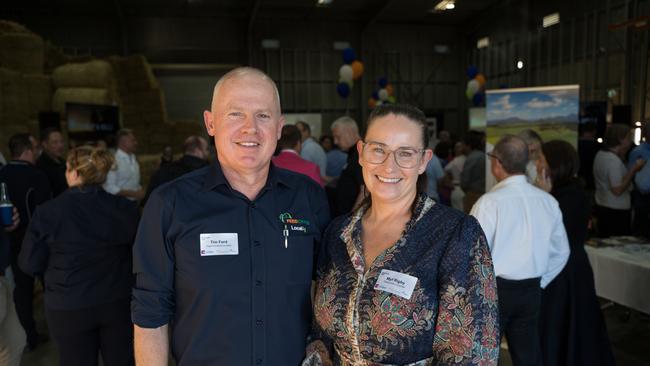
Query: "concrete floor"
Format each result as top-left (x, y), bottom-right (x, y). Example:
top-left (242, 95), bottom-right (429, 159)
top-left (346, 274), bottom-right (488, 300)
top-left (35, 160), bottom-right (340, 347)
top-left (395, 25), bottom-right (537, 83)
top-left (19, 295), bottom-right (650, 366)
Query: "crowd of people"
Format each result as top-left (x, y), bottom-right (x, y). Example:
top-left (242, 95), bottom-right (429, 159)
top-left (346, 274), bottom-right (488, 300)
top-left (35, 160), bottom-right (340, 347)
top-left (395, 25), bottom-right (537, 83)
top-left (0, 66), bottom-right (642, 366)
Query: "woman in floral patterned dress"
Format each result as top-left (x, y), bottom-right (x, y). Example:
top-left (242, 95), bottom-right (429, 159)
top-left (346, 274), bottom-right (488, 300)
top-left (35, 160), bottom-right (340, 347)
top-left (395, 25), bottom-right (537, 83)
top-left (303, 104), bottom-right (499, 366)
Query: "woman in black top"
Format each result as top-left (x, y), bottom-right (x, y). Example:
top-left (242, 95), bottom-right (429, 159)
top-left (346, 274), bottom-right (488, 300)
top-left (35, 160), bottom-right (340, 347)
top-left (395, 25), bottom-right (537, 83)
top-left (20, 146), bottom-right (139, 366)
top-left (539, 140), bottom-right (615, 366)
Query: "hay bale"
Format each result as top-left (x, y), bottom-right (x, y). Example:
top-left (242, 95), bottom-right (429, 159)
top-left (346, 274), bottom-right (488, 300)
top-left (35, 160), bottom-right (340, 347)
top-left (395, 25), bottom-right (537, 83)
top-left (0, 20), bottom-right (35, 35)
top-left (52, 60), bottom-right (115, 89)
top-left (0, 33), bottom-right (44, 74)
top-left (51, 87), bottom-right (113, 114)
top-left (44, 42), bottom-right (70, 73)
top-left (0, 68), bottom-right (29, 125)
top-left (24, 74), bottom-right (53, 116)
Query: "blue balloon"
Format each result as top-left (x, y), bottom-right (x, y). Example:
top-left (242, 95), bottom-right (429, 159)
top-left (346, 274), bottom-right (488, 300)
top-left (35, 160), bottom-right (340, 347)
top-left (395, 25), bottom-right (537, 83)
top-left (499, 83), bottom-right (508, 89)
top-left (472, 92), bottom-right (484, 106)
top-left (342, 48), bottom-right (356, 64)
top-left (378, 77), bottom-right (388, 88)
top-left (337, 82), bottom-right (351, 98)
top-left (372, 90), bottom-right (379, 100)
top-left (466, 65), bottom-right (478, 79)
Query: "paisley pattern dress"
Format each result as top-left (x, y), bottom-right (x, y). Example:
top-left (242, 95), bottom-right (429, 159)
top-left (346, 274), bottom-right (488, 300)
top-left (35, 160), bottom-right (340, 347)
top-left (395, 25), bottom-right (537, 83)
top-left (304, 194), bottom-right (499, 366)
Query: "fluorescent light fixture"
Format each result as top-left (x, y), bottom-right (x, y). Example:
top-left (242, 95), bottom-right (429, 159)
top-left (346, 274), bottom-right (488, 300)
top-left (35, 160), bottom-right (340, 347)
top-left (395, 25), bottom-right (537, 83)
top-left (333, 41), bottom-right (351, 50)
top-left (636, 121), bottom-right (642, 127)
top-left (635, 127), bottom-right (642, 145)
top-left (516, 60), bottom-right (524, 69)
top-left (477, 37), bottom-right (489, 49)
top-left (317, 0), bottom-right (332, 6)
top-left (433, 0), bottom-right (455, 12)
top-left (543, 12), bottom-right (560, 28)
top-left (434, 44), bottom-right (450, 54)
top-left (261, 39), bottom-right (280, 49)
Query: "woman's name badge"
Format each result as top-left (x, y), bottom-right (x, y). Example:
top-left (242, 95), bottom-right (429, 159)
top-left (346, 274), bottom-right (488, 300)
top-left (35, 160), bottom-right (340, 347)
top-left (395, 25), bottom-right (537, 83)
top-left (199, 233), bottom-right (239, 256)
top-left (374, 269), bottom-right (418, 300)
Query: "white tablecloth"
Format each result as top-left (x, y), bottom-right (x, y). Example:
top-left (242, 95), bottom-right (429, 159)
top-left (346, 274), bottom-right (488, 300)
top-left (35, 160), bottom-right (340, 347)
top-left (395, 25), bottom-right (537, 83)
top-left (585, 243), bottom-right (650, 314)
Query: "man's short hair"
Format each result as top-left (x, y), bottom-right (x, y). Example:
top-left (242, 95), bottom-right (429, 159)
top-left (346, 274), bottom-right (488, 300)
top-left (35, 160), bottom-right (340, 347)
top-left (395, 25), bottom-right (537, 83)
top-left (183, 136), bottom-right (205, 154)
top-left (295, 121), bottom-right (310, 135)
top-left (8, 133), bottom-right (33, 158)
top-left (213, 67), bottom-right (281, 113)
top-left (493, 135), bottom-right (529, 175)
top-left (278, 125), bottom-right (301, 150)
top-left (518, 129), bottom-right (543, 145)
top-left (40, 127), bottom-right (61, 143)
top-left (330, 116), bottom-right (359, 135)
top-left (116, 128), bottom-right (134, 144)
top-left (463, 130), bottom-right (484, 151)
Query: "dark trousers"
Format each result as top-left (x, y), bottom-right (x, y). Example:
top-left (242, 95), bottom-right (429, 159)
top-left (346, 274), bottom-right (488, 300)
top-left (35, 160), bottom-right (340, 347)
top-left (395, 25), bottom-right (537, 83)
top-left (46, 298), bottom-right (134, 366)
top-left (497, 277), bottom-right (542, 366)
top-left (632, 191), bottom-right (650, 237)
top-left (596, 205), bottom-right (631, 238)
top-left (10, 262), bottom-right (37, 346)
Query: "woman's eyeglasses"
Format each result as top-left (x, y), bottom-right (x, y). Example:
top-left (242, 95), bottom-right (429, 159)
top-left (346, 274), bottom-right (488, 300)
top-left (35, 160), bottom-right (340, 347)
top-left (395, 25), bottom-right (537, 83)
top-left (361, 141), bottom-right (425, 169)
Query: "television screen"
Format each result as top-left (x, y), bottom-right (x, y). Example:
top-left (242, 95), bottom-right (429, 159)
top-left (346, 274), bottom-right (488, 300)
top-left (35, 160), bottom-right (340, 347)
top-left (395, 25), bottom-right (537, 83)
top-left (66, 103), bottom-right (120, 143)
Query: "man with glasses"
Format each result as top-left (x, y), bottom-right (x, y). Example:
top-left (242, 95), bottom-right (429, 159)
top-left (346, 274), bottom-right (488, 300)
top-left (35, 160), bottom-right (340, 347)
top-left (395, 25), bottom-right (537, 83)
top-left (471, 135), bottom-right (569, 366)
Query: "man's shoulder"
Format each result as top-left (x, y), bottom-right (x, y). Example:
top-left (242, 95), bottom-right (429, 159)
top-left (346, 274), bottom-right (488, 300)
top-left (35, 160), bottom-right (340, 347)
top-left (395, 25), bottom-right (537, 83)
top-left (150, 164), bottom-right (211, 200)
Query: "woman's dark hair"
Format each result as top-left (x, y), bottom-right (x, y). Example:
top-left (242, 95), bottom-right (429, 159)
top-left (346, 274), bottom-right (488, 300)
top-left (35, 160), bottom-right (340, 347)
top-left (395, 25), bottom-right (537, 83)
top-left (358, 104), bottom-right (430, 212)
top-left (603, 124), bottom-right (630, 149)
top-left (541, 140), bottom-right (580, 189)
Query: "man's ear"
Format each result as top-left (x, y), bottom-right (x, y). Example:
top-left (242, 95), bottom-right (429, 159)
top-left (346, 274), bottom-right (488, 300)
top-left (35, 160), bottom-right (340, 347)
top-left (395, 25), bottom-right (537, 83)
top-left (204, 110), bottom-right (215, 136)
top-left (277, 116), bottom-right (285, 140)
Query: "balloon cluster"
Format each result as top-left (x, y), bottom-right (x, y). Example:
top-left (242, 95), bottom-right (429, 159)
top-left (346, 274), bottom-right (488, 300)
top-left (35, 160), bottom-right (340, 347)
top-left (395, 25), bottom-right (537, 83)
top-left (367, 77), bottom-right (396, 109)
top-left (336, 48), bottom-right (364, 98)
top-left (465, 65), bottom-right (486, 106)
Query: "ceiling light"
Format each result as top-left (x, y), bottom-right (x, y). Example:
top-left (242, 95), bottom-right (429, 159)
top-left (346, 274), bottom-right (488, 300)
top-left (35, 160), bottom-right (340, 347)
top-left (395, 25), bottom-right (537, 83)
top-left (543, 12), bottom-right (560, 28)
top-left (317, 0), bottom-right (332, 6)
top-left (516, 60), bottom-right (524, 69)
top-left (597, 138), bottom-right (603, 143)
top-left (477, 37), bottom-right (489, 49)
top-left (433, 0), bottom-right (455, 12)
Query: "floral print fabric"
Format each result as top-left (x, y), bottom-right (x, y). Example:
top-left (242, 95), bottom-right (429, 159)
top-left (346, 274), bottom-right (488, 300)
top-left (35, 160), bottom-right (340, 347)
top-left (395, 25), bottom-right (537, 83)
top-left (305, 194), bottom-right (499, 366)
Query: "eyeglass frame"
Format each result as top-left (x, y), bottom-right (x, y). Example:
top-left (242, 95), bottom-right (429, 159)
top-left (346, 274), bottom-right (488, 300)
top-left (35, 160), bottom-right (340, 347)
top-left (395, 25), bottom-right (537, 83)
top-left (486, 152), bottom-right (502, 164)
top-left (360, 141), bottom-right (427, 169)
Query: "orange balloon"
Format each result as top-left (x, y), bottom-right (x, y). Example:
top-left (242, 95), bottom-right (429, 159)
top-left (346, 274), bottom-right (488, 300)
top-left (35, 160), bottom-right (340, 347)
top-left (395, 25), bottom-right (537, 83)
top-left (368, 98), bottom-right (377, 109)
top-left (475, 74), bottom-right (486, 86)
top-left (385, 84), bottom-right (394, 96)
top-left (351, 61), bottom-right (364, 80)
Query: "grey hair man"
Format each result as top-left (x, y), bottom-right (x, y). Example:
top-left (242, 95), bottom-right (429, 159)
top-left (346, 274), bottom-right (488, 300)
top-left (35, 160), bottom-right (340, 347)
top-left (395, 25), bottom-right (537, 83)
top-left (330, 116), bottom-right (363, 216)
top-left (471, 134), bottom-right (569, 366)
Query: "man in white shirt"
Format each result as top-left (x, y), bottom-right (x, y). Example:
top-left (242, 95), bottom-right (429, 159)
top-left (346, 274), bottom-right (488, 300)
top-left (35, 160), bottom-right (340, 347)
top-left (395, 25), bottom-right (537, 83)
top-left (295, 121), bottom-right (327, 179)
top-left (470, 134), bottom-right (569, 366)
top-left (103, 129), bottom-right (144, 201)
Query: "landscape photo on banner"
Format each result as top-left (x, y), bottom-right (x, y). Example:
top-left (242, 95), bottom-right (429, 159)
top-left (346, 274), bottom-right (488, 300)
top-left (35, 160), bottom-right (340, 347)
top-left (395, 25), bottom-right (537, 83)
top-left (485, 85), bottom-right (580, 147)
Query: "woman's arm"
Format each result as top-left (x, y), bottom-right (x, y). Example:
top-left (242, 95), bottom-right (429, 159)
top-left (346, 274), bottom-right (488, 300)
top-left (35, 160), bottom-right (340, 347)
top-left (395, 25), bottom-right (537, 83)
top-left (431, 217), bottom-right (499, 365)
top-left (19, 208), bottom-right (50, 276)
top-left (610, 159), bottom-right (645, 196)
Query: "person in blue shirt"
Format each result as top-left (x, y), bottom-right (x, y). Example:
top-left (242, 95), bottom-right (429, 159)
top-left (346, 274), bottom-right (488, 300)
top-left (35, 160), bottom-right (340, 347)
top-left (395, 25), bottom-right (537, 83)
top-left (628, 122), bottom-right (650, 236)
top-left (132, 67), bottom-right (330, 366)
top-left (425, 154), bottom-right (444, 201)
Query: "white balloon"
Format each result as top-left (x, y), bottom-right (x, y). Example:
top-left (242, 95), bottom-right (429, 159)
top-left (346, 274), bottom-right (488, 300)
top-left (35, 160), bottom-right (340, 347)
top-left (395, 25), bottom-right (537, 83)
top-left (467, 79), bottom-right (480, 94)
top-left (378, 88), bottom-right (389, 101)
top-left (339, 65), bottom-right (353, 82)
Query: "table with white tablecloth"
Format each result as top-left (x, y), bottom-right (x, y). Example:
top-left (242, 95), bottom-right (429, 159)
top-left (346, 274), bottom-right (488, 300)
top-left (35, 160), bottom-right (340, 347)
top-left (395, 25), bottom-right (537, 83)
top-left (585, 239), bottom-right (650, 315)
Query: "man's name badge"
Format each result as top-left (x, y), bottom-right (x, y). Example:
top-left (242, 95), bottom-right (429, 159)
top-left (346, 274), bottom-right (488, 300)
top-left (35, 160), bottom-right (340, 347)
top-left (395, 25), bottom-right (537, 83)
top-left (374, 269), bottom-right (418, 300)
top-left (199, 233), bottom-right (239, 256)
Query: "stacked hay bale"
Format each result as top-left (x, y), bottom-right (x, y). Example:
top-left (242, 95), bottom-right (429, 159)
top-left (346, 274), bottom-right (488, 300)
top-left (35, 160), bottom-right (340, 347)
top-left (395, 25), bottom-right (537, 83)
top-left (0, 20), bottom-right (52, 158)
top-left (109, 55), bottom-right (172, 154)
top-left (51, 60), bottom-right (117, 114)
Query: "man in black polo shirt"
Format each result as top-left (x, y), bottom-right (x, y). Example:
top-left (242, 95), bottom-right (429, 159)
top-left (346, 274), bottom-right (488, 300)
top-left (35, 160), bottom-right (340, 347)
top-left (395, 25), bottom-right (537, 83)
top-left (0, 134), bottom-right (52, 351)
top-left (132, 67), bottom-right (330, 365)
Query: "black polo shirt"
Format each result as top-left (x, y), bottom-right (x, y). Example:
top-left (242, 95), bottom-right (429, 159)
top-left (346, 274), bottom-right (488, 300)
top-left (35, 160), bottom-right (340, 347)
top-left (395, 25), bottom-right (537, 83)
top-left (132, 161), bottom-right (330, 366)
